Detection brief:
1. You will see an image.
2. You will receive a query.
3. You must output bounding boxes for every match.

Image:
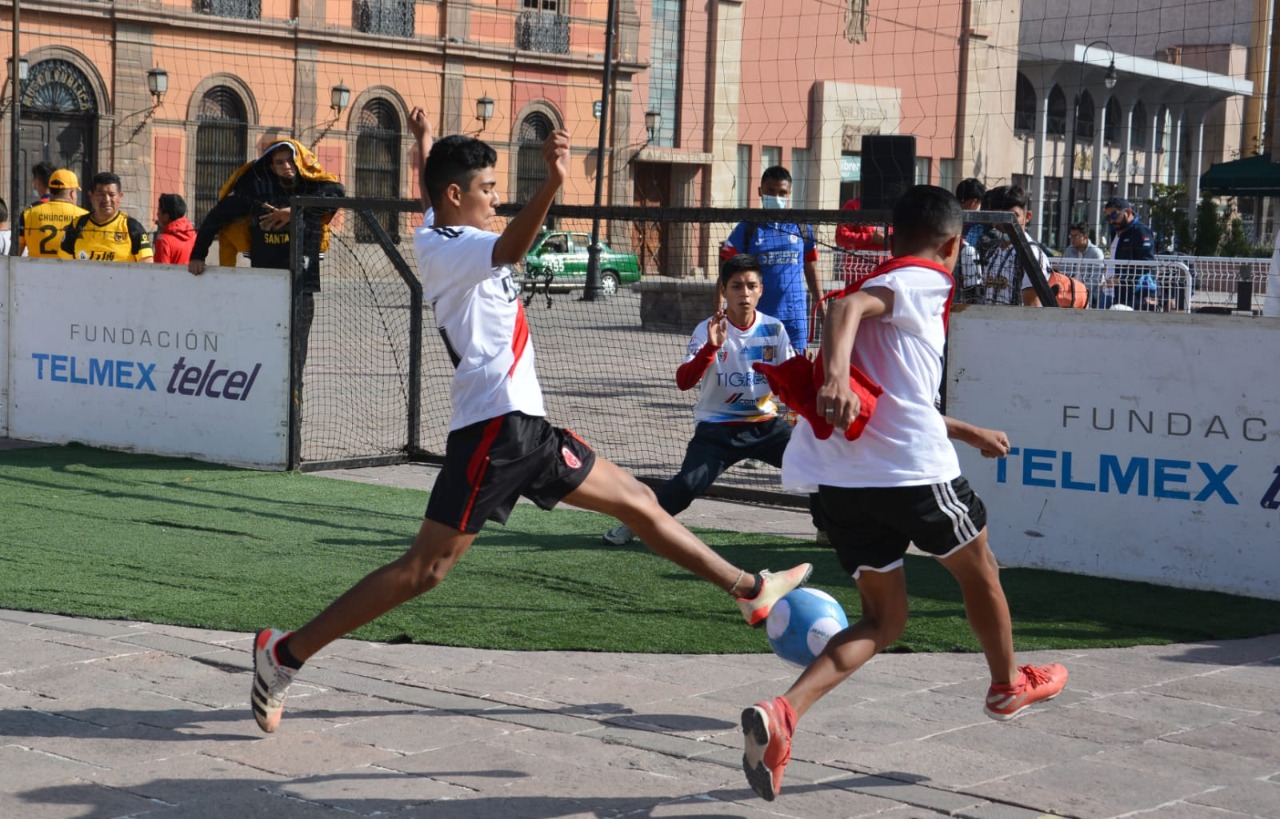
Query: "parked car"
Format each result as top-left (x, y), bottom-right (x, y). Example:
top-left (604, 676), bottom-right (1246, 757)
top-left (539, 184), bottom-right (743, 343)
top-left (522, 230), bottom-right (641, 296)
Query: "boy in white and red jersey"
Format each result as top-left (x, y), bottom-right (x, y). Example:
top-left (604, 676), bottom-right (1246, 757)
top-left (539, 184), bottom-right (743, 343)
top-left (603, 254), bottom-right (821, 546)
top-left (246, 106), bottom-right (813, 734)
top-left (739, 185), bottom-right (1069, 802)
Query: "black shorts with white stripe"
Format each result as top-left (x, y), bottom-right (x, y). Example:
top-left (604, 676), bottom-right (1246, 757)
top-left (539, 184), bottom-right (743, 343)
top-left (817, 477), bottom-right (988, 577)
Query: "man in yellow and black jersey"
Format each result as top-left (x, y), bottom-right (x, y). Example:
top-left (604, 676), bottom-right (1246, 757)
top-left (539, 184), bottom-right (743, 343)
top-left (16, 169), bottom-right (88, 258)
top-left (61, 172), bottom-right (154, 263)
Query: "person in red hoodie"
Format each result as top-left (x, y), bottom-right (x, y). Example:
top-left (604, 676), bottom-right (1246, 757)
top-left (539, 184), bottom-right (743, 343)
top-left (153, 194), bottom-right (196, 265)
top-left (835, 197), bottom-right (889, 284)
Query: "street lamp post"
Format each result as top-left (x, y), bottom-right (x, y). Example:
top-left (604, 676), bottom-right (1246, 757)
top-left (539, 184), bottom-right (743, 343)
top-left (1066, 40), bottom-right (1117, 245)
top-left (10, 0), bottom-right (21, 250)
top-left (584, 0), bottom-right (618, 302)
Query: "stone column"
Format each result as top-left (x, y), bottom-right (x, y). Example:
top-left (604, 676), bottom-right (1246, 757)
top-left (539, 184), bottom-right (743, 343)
top-left (1089, 94), bottom-right (1106, 241)
top-left (112, 24), bottom-right (157, 224)
top-left (294, 44), bottom-right (318, 145)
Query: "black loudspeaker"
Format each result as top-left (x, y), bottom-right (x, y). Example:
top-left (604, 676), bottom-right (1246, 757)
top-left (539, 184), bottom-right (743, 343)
top-left (860, 135), bottom-right (916, 209)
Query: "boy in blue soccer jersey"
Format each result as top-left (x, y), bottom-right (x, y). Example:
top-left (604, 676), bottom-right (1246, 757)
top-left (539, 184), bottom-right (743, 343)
top-left (604, 254), bottom-right (823, 545)
top-left (720, 167), bottom-right (825, 353)
top-left (246, 106), bottom-right (814, 735)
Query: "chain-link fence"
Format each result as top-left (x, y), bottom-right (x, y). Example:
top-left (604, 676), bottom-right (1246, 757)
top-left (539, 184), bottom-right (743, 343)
top-left (284, 196), bottom-right (1269, 504)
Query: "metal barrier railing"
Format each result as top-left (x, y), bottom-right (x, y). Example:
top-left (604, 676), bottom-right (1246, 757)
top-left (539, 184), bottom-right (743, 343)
top-left (825, 251), bottom-right (1271, 314)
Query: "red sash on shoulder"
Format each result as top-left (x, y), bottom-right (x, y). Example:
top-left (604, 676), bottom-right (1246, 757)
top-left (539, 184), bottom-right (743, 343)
top-left (754, 256), bottom-right (954, 440)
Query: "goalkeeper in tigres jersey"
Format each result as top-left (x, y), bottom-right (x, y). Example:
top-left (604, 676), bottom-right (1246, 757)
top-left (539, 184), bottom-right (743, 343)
top-left (16, 169), bottom-right (88, 258)
top-left (60, 171), bottom-right (153, 263)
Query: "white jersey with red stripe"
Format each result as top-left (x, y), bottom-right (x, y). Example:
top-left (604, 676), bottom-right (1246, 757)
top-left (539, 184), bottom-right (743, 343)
top-left (414, 211), bottom-right (545, 431)
top-left (783, 259), bottom-right (960, 490)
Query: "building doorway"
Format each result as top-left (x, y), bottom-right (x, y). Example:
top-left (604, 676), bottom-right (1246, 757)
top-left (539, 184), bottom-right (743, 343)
top-left (19, 59), bottom-right (98, 208)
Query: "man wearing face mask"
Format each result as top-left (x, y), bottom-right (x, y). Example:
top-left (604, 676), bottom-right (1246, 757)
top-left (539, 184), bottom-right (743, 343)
top-left (720, 166), bottom-right (824, 353)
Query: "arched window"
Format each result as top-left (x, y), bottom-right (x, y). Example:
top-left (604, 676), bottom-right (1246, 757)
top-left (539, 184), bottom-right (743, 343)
top-left (19, 59), bottom-right (99, 195)
top-left (194, 86), bottom-right (248, 226)
top-left (1047, 85), bottom-right (1067, 137)
top-left (515, 111), bottom-right (554, 206)
top-left (1013, 73), bottom-right (1035, 133)
top-left (1104, 97), bottom-right (1121, 145)
top-left (1156, 105), bottom-right (1170, 153)
top-left (1075, 90), bottom-right (1095, 140)
top-left (354, 99), bottom-right (402, 244)
top-left (1131, 101), bottom-right (1148, 148)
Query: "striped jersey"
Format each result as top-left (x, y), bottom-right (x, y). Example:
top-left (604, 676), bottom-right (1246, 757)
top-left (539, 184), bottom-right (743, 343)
top-left (413, 211), bottom-right (545, 431)
top-left (686, 311), bottom-right (794, 423)
top-left (19, 200), bottom-right (89, 258)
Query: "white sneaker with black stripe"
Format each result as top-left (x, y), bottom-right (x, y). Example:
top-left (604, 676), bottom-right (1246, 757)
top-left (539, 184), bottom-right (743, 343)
top-left (251, 628), bottom-right (296, 733)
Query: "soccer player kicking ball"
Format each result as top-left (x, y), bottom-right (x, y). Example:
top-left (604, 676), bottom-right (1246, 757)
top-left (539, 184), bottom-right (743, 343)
top-left (248, 108), bottom-right (812, 733)
top-left (740, 185), bottom-right (1067, 802)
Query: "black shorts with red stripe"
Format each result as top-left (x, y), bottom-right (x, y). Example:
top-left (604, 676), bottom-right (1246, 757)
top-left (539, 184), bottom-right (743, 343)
top-left (425, 412), bottom-right (596, 534)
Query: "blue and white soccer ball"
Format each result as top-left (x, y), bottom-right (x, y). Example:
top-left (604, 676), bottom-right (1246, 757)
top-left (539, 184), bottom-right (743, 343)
top-left (766, 588), bottom-right (849, 667)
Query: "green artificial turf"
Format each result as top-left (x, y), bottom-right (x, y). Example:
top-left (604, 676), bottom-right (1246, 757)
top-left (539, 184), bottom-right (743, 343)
top-left (2, 444), bottom-right (1278, 654)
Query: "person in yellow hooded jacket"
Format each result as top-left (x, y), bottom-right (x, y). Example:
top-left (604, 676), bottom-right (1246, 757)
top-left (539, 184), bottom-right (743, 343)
top-left (188, 139), bottom-right (343, 286)
top-left (188, 140), bottom-right (344, 381)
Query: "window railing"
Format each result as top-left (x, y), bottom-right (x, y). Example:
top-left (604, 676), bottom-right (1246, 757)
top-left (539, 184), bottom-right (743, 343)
top-left (516, 11), bottom-right (569, 54)
top-left (196, 0), bottom-right (262, 20)
top-left (355, 0), bottom-right (416, 37)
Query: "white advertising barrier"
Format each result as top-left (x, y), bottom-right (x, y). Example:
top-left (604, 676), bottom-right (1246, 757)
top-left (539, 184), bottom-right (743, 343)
top-left (1268, 229), bottom-right (1280, 318)
top-left (8, 259), bottom-right (290, 469)
top-left (0, 258), bottom-right (9, 437)
top-left (948, 306), bottom-right (1279, 600)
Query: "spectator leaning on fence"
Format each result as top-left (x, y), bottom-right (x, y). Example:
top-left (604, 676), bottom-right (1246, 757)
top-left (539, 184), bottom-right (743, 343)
top-left (61, 172), bottom-right (154, 263)
top-left (15, 170), bottom-right (87, 258)
top-left (188, 140), bottom-right (344, 377)
top-left (976, 184), bottom-right (1050, 306)
top-left (1103, 196), bottom-right (1156, 310)
top-left (30, 160), bottom-right (56, 206)
top-left (720, 167), bottom-right (824, 353)
top-left (954, 178), bottom-right (987, 303)
top-left (1063, 222), bottom-right (1110, 308)
top-left (153, 193), bottom-right (196, 265)
top-left (835, 197), bottom-right (888, 285)
top-left (0, 198), bottom-right (10, 256)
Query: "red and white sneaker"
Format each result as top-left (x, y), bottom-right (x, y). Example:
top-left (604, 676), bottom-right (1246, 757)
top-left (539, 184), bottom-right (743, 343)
top-left (736, 564), bottom-right (813, 627)
top-left (251, 628), bottom-right (296, 733)
top-left (741, 696), bottom-right (796, 801)
top-left (985, 663), bottom-right (1068, 721)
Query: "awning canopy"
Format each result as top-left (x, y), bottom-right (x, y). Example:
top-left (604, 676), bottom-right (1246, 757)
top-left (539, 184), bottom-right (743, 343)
top-left (1200, 153), bottom-right (1280, 197)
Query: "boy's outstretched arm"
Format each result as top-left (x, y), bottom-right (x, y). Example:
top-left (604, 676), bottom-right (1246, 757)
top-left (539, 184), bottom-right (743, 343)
top-left (815, 287), bottom-right (892, 430)
top-left (494, 130), bottom-right (570, 266)
top-left (945, 416), bottom-right (1011, 458)
top-left (408, 106), bottom-right (433, 210)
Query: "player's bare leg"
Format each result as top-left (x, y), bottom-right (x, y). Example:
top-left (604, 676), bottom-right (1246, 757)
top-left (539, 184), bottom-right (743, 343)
top-left (565, 458), bottom-right (741, 587)
top-left (779, 567), bottom-right (909, 718)
top-left (935, 529), bottom-right (1016, 684)
top-left (741, 565), bottom-right (907, 800)
top-left (251, 518), bottom-right (477, 732)
top-left (937, 529), bottom-right (1068, 719)
top-left (287, 518), bottom-right (477, 663)
top-left (563, 457), bottom-right (812, 624)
